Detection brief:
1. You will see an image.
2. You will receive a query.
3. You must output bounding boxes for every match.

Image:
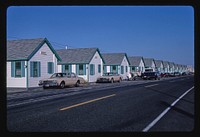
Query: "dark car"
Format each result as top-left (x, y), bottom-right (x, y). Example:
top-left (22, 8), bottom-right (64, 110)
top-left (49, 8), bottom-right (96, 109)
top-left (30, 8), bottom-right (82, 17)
top-left (160, 72), bottom-right (170, 77)
top-left (141, 72), bottom-right (161, 80)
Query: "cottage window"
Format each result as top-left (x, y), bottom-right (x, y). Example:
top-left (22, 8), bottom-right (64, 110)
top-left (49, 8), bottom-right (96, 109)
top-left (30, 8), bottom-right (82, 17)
top-left (30, 61), bottom-right (41, 77)
top-left (90, 64), bottom-right (95, 75)
top-left (98, 64), bottom-right (101, 73)
top-left (121, 66), bottom-right (124, 74)
top-left (11, 61), bottom-right (25, 78)
top-left (76, 64), bottom-right (86, 75)
top-left (62, 64), bottom-right (72, 73)
top-left (79, 64), bottom-right (84, 75)
top-left (111, 65), bottom-right (118, 74)
top-left (33, 62), bottom-right (38, 77)
top-left (15, 61), bottom-right (21, 77)
top-left (113, 66), bottom-right (116, 73)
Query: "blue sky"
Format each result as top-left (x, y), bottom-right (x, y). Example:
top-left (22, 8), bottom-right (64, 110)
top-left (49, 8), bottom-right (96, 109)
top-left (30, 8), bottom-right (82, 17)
top-left (7, 6), bottom-right (194, 67)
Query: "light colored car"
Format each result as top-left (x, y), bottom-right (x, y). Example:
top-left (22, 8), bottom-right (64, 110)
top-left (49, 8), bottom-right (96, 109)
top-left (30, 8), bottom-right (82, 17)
top-left (38, 72), bottom-right (86, 89)
top-left (96, 72), bottom-right (122, 83)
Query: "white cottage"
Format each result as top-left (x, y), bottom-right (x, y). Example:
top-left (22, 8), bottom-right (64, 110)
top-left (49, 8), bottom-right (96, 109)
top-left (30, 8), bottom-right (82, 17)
top-left (101, 53), bottom-right (130, 80)
top-left (128, 56), bottom-right (145, 76)
top-left (7, 38), bottom-right (61, 88)
top-left (154, 60), bottom-right (164, 73)
top-left (169, 62), bottom-right (175, 73)
top-left (143, 58), bottom-right (156, 72)
top-left (163, 61), bottom-right (170, 73)
top-left (56, 48), bottom-right (105, 82)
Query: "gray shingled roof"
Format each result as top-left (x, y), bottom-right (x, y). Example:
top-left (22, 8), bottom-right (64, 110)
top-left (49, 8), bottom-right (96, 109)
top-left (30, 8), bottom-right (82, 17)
top-left (102, 53), bottom-right (128, 65)
top-left (174, 64), bottom-right (179, 69)
top-left (56, 48), bottom-right (99, 64)
top-left (169, 62), bottom-right (175, 68)
top-left (7, 38), bottom-right (61, 61)
top-left (143, 58), bottom-right (154, 67)
top-left (163, 61), bottom-right (169, 68)
top-left (154, 60), bottom-right (163, 68)
top-left (7, 38), bottom-right (45, 60)
top-left (128, 56), bottom-right (143, 66)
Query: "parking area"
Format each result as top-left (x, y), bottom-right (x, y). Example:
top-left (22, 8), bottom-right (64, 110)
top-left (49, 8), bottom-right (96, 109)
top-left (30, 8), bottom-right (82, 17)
top-left (7, 75), bottom-right (190, 102)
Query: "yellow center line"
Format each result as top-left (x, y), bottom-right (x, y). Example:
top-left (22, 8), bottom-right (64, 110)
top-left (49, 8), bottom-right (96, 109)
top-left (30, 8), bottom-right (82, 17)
top-left (60, 94), bottom-right (116, 111)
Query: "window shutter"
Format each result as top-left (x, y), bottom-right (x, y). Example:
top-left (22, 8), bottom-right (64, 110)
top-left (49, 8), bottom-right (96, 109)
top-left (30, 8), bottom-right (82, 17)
top-left (98, 64), bottom-right (101, 73)
top-left (48, 62), bottom-right (50, 74)
top-left (76, 64), bottom-right (79, 75)
top-left (90, 64), bottom-right (95, 75)
top-left (83, 64), bottom-right (86, 75)
top-left (47, 62), bottom-right (54, 74)
top-left (62, 65), bottom-right (65, 73)
top-left (38, 62), bottom-right (41, 77)
top-left (11, 62), bottom-right (15, 77)
top-left (21, 61), bottom-right (25, 77)
top-left (69, 64), bottom-right (72, 73)
top-left (52, 62), bottom-right (54, 73)
top-left (103, 66), bottom-right (107, 74)
top-left (110, 66), bottom-right (113, 73)
top-left (93, 64), bottom-right (95, 75)
top-left (30, 62), bottom-right (33, 77)
top-left (116, 66), bottom-right (118, 74)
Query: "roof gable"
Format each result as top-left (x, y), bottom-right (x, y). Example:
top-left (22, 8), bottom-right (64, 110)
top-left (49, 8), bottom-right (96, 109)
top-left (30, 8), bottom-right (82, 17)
top-left (154, 60), bottom-right (163, 67)
top-left (169, 62), bottom-right (175, 68)
top-left (143, 58), bottom-right (155, 67)
top-left (163, 61), bottom-right (169, 67)
top-left (7, 38), bottom-right (61, 61)
top-left (56, 48), bottom-right (101, 64)
top-left (128, 56), bottom-right (143, 66)
top-left (102, 53), bottom-right (129, 65)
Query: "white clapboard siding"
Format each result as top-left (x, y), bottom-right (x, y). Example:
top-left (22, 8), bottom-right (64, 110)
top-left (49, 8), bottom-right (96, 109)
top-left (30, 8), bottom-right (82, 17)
top-left (139, 59), bottom-right (145, 73)
top-left (88, 51), bottom-right (103, 82)
top-left (120, 56), bottom-right (130, 80)
top-left (7, 62), bottom-right (26, 87)
top-left (29, 43), bottom-right (57, 87)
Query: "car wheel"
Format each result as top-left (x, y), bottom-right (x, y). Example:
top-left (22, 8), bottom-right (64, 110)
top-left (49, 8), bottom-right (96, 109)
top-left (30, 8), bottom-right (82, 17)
top-left (118, 78), bottom-right (122, 82)
top-left (60, 81), bottom-right (65, 89)
top-left (75, 80), bottom-right (80, 87)
top-left (43, 86), bottom-right (47, 89)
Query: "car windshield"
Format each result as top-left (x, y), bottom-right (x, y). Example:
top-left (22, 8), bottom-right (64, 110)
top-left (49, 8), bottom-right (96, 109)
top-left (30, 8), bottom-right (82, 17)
top-left (143, 72), bottom-right (156, 76)
top-left (103, 73), bottom-right (118, 76)
top-left (50, 73), bottom-right (66, 78)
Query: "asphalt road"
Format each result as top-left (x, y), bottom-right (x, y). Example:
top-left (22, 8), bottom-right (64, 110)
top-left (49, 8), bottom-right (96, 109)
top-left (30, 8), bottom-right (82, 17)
top-left (7, 76), bottom-right (194, 132)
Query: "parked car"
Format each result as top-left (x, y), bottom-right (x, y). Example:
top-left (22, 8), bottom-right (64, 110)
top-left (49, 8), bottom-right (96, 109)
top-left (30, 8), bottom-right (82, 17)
top-left (127, 72), bottom-right (136, 81)
top-left (38, 72), bottom-right (86, 89)
top-left (96, 72), bottom-right (122, 83)
top-left (181, 72), bottom-right (187, 76)
top-left (168, 73), bottom-right (175, 77)
top-left (141, 71), bottom-right (161, 80)
top-left (174, 72), bottom-right (181, 76)
top-left (160, 73), bottom-right (170, 77)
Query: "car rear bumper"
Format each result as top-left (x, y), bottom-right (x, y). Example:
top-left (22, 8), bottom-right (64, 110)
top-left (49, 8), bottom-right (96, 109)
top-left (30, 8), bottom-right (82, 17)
top-left (96, 79), bottom-right (110, 83)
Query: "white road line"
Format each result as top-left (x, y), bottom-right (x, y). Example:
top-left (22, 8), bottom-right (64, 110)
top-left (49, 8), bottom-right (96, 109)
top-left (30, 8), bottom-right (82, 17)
top-left (145, 84), bottom-right (159, 88)
top-left (142, 86), bottom-right (194, 132)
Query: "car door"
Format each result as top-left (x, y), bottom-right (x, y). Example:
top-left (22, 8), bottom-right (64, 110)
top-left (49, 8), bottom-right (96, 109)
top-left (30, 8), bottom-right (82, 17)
top-left (71, 73), bottom-right (78, 84)
top-left (64, 73), bottom-right (72, 86)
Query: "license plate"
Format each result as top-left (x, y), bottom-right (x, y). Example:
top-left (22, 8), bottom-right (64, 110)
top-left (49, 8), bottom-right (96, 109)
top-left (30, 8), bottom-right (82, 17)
top-left (44, 84), bottom-right (49, 87)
